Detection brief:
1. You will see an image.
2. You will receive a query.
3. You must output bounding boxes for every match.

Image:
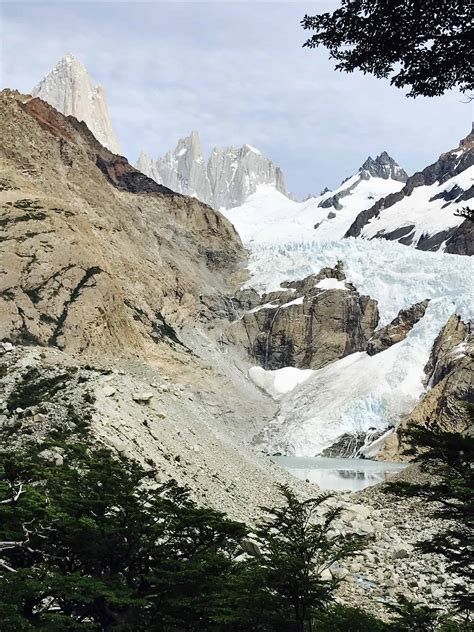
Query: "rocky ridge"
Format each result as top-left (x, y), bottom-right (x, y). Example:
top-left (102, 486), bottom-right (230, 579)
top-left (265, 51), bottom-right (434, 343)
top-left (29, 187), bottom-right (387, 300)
top-left (138, 131), bottom-right (291, 209)
top-left (319, 152), bottom-right (408, 212)
top-left (367, 299), bottom-right (430, 356)
top-left (379, 314), bottom-right (474, 460)
top-left (32, 54), bottom-right (121, 154)
top-left (345, 127), bottom-right (474, 255)
top-left (0, 89), bottom-right (244, 355)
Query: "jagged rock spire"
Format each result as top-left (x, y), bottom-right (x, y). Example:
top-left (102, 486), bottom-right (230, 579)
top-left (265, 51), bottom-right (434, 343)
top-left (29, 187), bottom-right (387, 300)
top-left (137, 131), bottom-right (291, 209)
top-left (360, 151), bottom-right (408, 182)
top-left (32, 54), bottom-right (121, 154)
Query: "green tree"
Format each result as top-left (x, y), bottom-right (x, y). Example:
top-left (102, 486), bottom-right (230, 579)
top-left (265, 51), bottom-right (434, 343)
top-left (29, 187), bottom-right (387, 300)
top-left (0, 441), bottom-right (247, 630)
top-left (254, 485), bottom-right (365, 632)
top-left (302, 1), bottom-right (473, 97)
top-left (388, 411), bottom-right (473, 621)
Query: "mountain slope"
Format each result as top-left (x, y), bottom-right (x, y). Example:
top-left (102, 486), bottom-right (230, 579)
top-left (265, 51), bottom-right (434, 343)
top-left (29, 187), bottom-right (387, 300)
top-left (345, 127), bottom-right (474, 255)
top-left (0, 89), bottom-right (244, 355)
top-left (138, 131), bottom-right (291, 209)
top-left (222, 152), bottom-right (407, 245)
top-left (32, 54), bottom-right (121, 154)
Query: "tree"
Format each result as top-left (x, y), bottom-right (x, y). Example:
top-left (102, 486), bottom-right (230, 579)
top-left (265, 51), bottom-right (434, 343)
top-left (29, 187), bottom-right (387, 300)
top-left (0, 441), bottom-right (247, 630)
top-left (302, 1), bottom-right (473, 97)
top-left (253, 485), bottom-right (365, 632)
top-left (388, 409), bottom-right (474, 621)
top-left (386, 596), bottom-right (464, 632)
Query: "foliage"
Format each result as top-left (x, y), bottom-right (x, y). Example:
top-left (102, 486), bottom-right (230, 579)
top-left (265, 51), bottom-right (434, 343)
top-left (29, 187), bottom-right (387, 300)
top-left (253, 485), bottom-right (365, 632)
top-left (0, 424), bottom-right (368, 631)
top-left (387, 596), bottom-right (465, 632)
top-left (388, 406), bottom-right (474, 620)
top-left (0, 439), bottom-right (246, 630)
top-left (301, 0), bottom-right (473, 97)
top-left (312, 603), bottom-right (388, 631)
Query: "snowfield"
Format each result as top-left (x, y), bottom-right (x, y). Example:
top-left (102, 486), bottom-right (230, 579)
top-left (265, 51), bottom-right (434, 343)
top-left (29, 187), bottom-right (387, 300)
top-left (224, 183), bottom-right (474, 457)
top-left (360, 166), bottom-right (473, 245)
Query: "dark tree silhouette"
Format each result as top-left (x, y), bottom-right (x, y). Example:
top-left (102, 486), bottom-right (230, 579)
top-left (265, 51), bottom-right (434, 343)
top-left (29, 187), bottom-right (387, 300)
top-left (302, 1), bottom-right (473, 97)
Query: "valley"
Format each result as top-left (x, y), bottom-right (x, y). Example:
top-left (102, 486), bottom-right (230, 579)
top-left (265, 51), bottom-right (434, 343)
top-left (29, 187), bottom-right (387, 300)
top-left (0, 46), bottom-right (472, 628)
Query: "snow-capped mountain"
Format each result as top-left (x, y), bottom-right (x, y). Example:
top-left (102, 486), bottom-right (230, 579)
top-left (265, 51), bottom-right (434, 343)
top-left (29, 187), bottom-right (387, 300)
top-left (346, 127), bottom-right (474, 255)
top-left (137, 131), bottom-right (290, 209)
top-left (221, 152), bottom-right (407, 246)
top-left (32, 54), bottom-right (121, 154)
top-left (223, 145), bottom-right (473, 459)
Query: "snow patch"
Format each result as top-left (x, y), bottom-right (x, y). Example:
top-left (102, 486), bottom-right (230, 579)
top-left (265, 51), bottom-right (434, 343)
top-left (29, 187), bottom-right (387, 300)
top-left (249, 366), bottom-right (314, 399)
top-left (315, 278), bottom-right (348, 291)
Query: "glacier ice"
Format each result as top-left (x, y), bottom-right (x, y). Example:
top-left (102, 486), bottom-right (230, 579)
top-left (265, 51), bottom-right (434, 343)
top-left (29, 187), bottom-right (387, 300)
top-left (224, 176), bottom-right (473, 457)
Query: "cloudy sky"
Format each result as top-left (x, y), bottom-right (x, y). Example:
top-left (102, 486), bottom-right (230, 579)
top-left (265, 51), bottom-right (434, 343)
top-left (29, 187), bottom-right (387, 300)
top-left (1, 1), bottom-right (472, 197)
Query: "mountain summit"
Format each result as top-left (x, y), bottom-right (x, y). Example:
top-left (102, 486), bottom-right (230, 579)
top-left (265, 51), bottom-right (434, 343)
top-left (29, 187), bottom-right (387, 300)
top-left (360, 151), bottom-right (408, 182)
top-left (138, 131), bottom-right (291, 209)
top-left (31, 54), bottom-right (121, 154)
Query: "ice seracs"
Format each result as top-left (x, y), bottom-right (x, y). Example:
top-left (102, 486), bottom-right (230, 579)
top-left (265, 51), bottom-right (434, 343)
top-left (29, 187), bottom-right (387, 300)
top-left (32, 54), bottom-right (121, 154)
top-left (137, 131), bottom-right (291, 209)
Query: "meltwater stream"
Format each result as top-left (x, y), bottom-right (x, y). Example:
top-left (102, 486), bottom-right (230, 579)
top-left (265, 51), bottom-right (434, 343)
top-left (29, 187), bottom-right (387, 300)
top-left (273, 457), bottom-right (408, 492)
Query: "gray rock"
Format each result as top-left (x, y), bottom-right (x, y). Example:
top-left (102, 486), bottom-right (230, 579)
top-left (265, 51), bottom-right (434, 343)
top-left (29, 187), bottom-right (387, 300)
top-left (38, 448), bottom-right (64, 466)
top-left (132, 392), bottom-right (153, 404)
top-left (137, 132), bottom-right (292, 210)
top-left (240, 538), bottom-right (262, 557)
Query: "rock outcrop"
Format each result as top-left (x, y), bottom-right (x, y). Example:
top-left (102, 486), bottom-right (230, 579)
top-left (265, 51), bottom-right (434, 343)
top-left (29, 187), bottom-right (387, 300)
top-left (367, 299), bottom-right (430, 355)
top-left (138, 132), bottom-right (291, 209)
top-left (318, 152), bottom-right (407, 212)
top-left (345, 126), bottom-right (474, 255)
top-left (229, 263), bottom-right (379, 370)
top-left (379, 315), bottom-right (474, 460)
top-left (32, 54), bottom-right (121, 154)
top-left (359, 151), bottom-right (409, 182)
top-left (0, 90), bottom-right (245, 356)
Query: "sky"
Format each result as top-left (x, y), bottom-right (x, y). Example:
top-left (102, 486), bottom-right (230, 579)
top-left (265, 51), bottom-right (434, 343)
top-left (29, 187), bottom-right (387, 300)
top-left (1, 0), bottom-right (472, 198)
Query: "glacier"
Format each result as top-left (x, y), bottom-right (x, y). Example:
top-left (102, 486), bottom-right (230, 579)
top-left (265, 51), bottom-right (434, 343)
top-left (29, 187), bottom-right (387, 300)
top-left (223, 180), bottom-right (474, 457)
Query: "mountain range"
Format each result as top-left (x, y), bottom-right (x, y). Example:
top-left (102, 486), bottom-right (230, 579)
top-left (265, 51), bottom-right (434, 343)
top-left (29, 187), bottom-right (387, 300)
top-left (1, 53), bottom-right (473, 615)
top-left (31, 55), bottom-right (473, 260)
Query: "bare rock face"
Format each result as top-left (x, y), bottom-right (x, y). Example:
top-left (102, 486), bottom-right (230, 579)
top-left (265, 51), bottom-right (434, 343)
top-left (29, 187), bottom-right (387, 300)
top-left (367, 299), bottom-right (430, 355)
top-left (0, 90), bottom-right (245, 357)
top-left (138, 132), bottom-right (291, 209)
top-left (32, 54), bottom-right (121, 154)
top-left (229, 263), bottom-right (379, 370)
top-left (379, 315), bottom-right (474, 460)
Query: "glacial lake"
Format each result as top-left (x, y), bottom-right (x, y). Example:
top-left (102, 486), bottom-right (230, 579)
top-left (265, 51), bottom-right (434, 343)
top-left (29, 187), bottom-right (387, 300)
top-left (272, 456), bottom-right (408, 492)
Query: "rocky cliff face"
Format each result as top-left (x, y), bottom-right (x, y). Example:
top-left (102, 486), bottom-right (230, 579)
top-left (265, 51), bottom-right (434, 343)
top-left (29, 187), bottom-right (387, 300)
top-left (138, 132), bottom-right (291, 209)
top-left (367, 299), bottom-right (430, 356)
top-left (345, 127), bottom-right (474, 255)
top-left (379, 315), bottom-right (474, 460)
top-left (0, 90), bottom-right (245, 356)
top-left (359, 151), bottom-right (408, 182)
top-left (228, 263), bottom-right (379, 370)
top-left (32, 54), bottom-right (121, 154)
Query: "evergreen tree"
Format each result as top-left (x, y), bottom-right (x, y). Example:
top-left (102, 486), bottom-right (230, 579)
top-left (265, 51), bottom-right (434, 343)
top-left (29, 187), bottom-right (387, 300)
top-left (388, 408), bottom-right (473, 621)
top-left (254, 485), bottom-right (365, 632)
